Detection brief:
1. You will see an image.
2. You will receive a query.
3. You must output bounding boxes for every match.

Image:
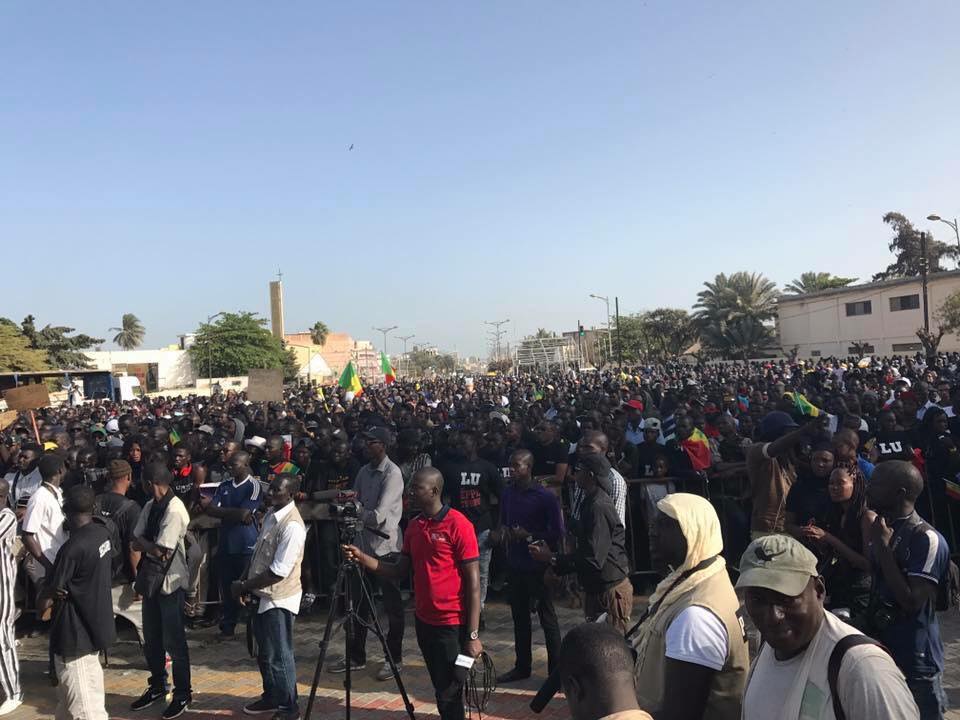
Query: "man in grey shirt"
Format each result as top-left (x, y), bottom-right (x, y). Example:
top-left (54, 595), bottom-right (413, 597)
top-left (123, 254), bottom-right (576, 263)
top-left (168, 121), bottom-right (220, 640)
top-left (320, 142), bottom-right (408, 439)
top-left (329, 427), bottom-right (406, 681)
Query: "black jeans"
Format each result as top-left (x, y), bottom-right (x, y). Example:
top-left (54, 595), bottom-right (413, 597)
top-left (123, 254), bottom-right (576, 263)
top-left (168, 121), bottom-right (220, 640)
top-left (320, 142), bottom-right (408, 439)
top-left (143, 588), bottom-right (192, 701)
top-left (415, 619), bottom-right (466, 720)
top-left (506, 567), bottom-right (562, 674)
top-left (218, 553), bottom-right (250, 634)
top-left (347, 569), bottom-right (404, 665)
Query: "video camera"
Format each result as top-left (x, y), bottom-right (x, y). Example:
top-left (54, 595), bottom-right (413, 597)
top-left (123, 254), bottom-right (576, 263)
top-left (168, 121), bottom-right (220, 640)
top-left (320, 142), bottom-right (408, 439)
top-left (327, 492), bottom-right (365, 543)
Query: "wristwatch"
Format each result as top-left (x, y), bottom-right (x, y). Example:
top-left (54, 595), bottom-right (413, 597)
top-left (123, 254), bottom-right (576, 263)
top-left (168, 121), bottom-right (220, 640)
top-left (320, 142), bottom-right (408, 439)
top-left (468, 629), bottom-right (480, 641)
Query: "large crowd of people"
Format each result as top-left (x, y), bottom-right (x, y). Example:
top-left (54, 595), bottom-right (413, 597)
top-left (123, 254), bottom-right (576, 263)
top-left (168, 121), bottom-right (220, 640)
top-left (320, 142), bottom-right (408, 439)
top-left (1, 351), bottom-right (959, 719)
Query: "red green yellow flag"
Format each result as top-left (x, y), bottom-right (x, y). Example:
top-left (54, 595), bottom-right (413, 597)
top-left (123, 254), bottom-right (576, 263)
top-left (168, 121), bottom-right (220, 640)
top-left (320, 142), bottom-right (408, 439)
top-left (681, 427), bottom-right (712, 471)
top-left (380, 352), bottom-right (396, 385)
top-left (338, 361), bottom-right (363, 396)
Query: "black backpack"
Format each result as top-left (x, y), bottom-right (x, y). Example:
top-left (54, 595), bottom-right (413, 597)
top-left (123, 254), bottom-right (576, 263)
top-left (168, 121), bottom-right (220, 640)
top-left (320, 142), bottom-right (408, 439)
top-left (897, 514), bottom-right (959, 612)
top-left (827, 635), bottom-right (889, 720)
top-left (93, 501), bottom-right (128, 581)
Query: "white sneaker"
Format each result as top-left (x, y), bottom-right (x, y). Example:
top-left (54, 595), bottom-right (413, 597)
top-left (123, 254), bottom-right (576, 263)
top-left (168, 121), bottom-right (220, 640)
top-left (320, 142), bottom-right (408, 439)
top-left (0, 696), bottom-right (23, 716)
top-left (376, 661), bottom-right (401, 681)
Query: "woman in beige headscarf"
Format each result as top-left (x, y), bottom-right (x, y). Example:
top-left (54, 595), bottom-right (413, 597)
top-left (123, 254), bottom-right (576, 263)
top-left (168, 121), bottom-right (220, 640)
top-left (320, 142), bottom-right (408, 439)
top-left (631, 493), bottom-right (749, 720)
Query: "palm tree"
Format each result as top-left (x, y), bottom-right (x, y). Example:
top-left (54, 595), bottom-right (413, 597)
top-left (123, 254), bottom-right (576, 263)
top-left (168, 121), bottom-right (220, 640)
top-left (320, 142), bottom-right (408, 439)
top-left (783, 272), bottom-right (857, 295)
top-left (110, 313), bottom-right (145, 350)
top-left (310, 321), bottom-right (329, 346)
top-left (694, 272), bottom-right (779, 358)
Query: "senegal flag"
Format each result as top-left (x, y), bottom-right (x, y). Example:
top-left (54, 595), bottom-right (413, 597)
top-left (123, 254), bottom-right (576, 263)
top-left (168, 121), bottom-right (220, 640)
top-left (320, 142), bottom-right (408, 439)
top-left (169, 428), bottom-right (182, 446)
top-left (338, 361), bottom-right (363, 396)
top-left (380, 352), bottom-right (397, 385)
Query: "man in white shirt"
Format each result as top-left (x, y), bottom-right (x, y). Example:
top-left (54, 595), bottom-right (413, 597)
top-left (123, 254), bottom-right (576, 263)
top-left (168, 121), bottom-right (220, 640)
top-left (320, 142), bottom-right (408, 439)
top-left (738, 535), bottom-right (919, 720)
top-left (130, 463), bottom-right (193, 720)
top-left (3, 444), bottom-right (42, 513)
top-left (21, 454), bottom-right (66, 590)
top-left (232, 473), bottom-right (306, 720)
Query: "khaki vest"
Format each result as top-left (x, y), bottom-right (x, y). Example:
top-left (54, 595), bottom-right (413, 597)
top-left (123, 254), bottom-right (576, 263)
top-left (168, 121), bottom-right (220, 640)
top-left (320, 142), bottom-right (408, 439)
top-left (248, 505), bottom-right (305, 602)
top-left (635, 570), bottom-right (749, 720)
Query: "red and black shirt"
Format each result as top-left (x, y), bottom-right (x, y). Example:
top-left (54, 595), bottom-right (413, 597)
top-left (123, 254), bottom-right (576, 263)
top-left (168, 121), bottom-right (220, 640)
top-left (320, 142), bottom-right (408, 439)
top-left (401, 505), bottom-right (479, 626)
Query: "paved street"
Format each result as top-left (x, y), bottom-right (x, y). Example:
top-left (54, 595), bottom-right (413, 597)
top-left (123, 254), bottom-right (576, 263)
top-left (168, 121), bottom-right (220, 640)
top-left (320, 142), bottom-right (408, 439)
top-left (9, 597), bottom-right (960, 719)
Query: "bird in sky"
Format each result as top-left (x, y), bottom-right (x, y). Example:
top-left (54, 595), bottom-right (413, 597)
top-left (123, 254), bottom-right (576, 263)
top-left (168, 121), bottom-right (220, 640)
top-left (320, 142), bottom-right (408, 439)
top-left (348, 144), bottom-right (354, 151)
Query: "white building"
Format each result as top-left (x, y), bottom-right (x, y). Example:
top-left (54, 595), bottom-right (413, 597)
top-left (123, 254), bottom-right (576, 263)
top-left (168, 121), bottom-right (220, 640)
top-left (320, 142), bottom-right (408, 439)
top-left (777, 270), bottom-right (960, 357)
top-left (85, 348), bottom-right (196, 391)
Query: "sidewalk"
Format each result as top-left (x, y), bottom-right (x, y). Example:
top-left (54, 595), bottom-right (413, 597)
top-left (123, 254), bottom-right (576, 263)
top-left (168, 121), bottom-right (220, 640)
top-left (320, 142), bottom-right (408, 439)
top-left (9, 599), bottom-right (960, 719)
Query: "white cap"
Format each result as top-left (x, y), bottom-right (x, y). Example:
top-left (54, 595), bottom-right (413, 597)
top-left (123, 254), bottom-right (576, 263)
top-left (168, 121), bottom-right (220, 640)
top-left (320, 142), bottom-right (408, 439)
top-left (105, 419), bottom-right (120, 434)
top-left (245, 436), bottom-right (267, 450)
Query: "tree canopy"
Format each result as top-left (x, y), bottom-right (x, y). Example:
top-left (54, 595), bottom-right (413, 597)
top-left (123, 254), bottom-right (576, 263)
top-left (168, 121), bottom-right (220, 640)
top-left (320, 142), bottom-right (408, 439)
top-left (609, 308), bottom-right (699, 363)
top-left (406, 347), bottom-right (457, 376)
top-left (873, 212), bottom-right (958, 281)
top-left (310, 321), bottom-right (330, 346)
top-left (188, 311), bottom-right (299, 381)
top-left (110, 313), bottom-right (145, 350)
top-left (0, 319), bottom-right (51, 372)
top-left (783, 272), bottom-right (857, 295)
top-left (693, 272), bottom-right (779, 359)
top-left (19, 315), bottom-right (103, 369)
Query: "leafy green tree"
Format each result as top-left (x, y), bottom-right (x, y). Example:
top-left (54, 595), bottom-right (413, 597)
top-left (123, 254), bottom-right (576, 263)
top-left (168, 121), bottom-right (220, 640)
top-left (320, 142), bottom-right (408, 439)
top-left (309, 321), bottom-right (330, 346)
top-left (0, 319), bottom-right (51, 372)
top-left (873, 212), bottom-right (959, 281)
top-left (609, 314), bottom-right (650, 364)
top-left (700, 317), bottom-right (776, 361)
top-left (694, 272), bottom-right (779, 359)
top-left (533, 328), bottom-right (555, 339)
top-left (783, 272), bottom-right (857, 295)
top-left (639, 309), bottom-right (699, 359)
top-left (406, 348), bottom-right (457, 376)
top-left (20, 315), bottom-right (103, 369)
top-left (188, 311), bottom-right (300, 381)
top-left (110, 313), bottom-right (145, 350)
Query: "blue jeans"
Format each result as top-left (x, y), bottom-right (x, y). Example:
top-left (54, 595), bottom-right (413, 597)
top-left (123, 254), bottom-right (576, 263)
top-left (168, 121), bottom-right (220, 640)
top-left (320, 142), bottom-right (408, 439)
top-left (907, 673), bottom-right (948, 720)
top-left (143, 588), bottom-right (192, 702)
top-left (477, 529), bottom-right (492, 609)
top-left (253, 608), bottom-right (298, 713)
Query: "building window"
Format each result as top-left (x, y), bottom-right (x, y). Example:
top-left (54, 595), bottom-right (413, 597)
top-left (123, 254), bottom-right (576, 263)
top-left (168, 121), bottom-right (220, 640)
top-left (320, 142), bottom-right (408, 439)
top-left (892, 342), bottom-right (923, 352)
top-left (810, 350), bottom-right (822, 357)
top-left (847, 344), bottom-right (876, 354)
top-left (889, 295), bottom-right (920, 312)
top-left (845, 301), bottom-right (872, 316)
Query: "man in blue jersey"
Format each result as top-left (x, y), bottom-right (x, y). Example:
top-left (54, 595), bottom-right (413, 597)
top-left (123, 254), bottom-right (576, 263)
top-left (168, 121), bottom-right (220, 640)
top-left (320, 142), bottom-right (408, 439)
top-left (199, 450), bottom-right (262, 638)
top-left (867, 461), bottom-right (951, 719)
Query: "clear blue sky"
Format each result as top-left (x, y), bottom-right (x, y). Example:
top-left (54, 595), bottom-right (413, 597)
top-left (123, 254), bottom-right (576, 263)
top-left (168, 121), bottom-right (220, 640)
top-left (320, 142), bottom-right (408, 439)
top-left (3, 2), bottom-right (959, 358)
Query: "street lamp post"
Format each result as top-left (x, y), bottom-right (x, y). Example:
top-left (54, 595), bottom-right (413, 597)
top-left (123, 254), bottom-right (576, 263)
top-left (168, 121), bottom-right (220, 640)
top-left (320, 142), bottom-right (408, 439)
top-left (397, 334), bottom-right (415, 377)
top-left (484, 319), bottom-right (510, 361)
top-left (589, 294), bottom-right (613, 361)
top-left (372, 325), bottom-right (398, 357)
top-left (206, 311), bottom-right (227, 391)
top-left (928, 214), bottom-right (960, 257)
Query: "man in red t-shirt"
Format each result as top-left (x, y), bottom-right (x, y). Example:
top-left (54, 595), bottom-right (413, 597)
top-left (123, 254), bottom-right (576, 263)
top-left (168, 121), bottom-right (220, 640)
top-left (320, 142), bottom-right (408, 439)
top-left (344, 467), bottom-right (481, 720)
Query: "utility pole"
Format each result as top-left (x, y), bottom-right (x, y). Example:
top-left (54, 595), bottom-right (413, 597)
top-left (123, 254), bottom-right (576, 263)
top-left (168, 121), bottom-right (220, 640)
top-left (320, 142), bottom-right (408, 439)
top-left (589, 294), bottom-right (613, 360)
top-left (615, 296), bottom-right (622, 369)
top-left (206, 311), bottom-right (226, 391)
top-left (484, 319), bottom-right (510, 361)
top-left (920, 231), bottom-right (930, 334)
top-left (397, 334), bottom-right (415, 377)
top-left (372, 325), bottom-right (398, 356)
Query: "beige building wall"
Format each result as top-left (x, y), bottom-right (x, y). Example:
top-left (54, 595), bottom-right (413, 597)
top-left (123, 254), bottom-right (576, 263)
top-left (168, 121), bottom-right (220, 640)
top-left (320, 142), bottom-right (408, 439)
top-left (778, 271), bottom-right (960, 356)
top-left (285, 331), bottom-right (360, 379)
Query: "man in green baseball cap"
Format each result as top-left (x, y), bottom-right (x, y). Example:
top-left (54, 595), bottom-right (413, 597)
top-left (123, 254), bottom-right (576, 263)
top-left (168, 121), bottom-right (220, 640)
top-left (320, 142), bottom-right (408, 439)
top-left (737, 535), bottom-right (918, 720)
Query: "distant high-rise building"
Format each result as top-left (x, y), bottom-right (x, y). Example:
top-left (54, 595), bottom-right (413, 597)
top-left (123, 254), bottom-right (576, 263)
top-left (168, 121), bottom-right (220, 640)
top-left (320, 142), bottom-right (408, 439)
top-left (269, 280), bottom-right (285, 339)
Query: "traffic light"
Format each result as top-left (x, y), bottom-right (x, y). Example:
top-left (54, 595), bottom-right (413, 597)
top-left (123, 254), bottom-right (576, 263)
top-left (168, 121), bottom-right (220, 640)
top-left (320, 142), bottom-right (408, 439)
top-left (578, 324), bottom-right (585, 337)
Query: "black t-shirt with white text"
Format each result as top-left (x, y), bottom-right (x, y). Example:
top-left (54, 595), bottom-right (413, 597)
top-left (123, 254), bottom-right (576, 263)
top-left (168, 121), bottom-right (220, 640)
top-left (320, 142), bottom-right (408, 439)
top-left (442, 458), bottom-right (503, 534)
top-left (49, 522), bottom-right (117, 656)
top-left (96, 491), bottom-right (142, 585)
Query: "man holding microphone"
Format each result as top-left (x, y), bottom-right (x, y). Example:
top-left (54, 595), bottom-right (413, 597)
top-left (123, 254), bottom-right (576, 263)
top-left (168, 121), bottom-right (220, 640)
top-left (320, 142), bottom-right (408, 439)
top-left (343, 467), bottom-right (482, 720)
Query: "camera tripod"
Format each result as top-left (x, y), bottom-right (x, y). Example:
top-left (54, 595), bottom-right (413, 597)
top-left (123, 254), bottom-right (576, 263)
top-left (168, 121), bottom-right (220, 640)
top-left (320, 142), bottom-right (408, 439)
top-left (304, 543), bottom-right (416, 720)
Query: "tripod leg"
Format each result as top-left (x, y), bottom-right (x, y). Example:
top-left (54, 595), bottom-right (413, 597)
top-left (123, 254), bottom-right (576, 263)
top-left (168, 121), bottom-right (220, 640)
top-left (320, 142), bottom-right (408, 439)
top-left (354, 570), bottom-right (416, 720)
top-left (304, 562), bottom-right (349, 720)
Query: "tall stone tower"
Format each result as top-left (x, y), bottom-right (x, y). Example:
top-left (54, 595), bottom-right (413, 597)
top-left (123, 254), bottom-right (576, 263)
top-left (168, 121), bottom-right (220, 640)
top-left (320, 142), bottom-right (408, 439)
top-left (269, 274), bottom-right (285, 340)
